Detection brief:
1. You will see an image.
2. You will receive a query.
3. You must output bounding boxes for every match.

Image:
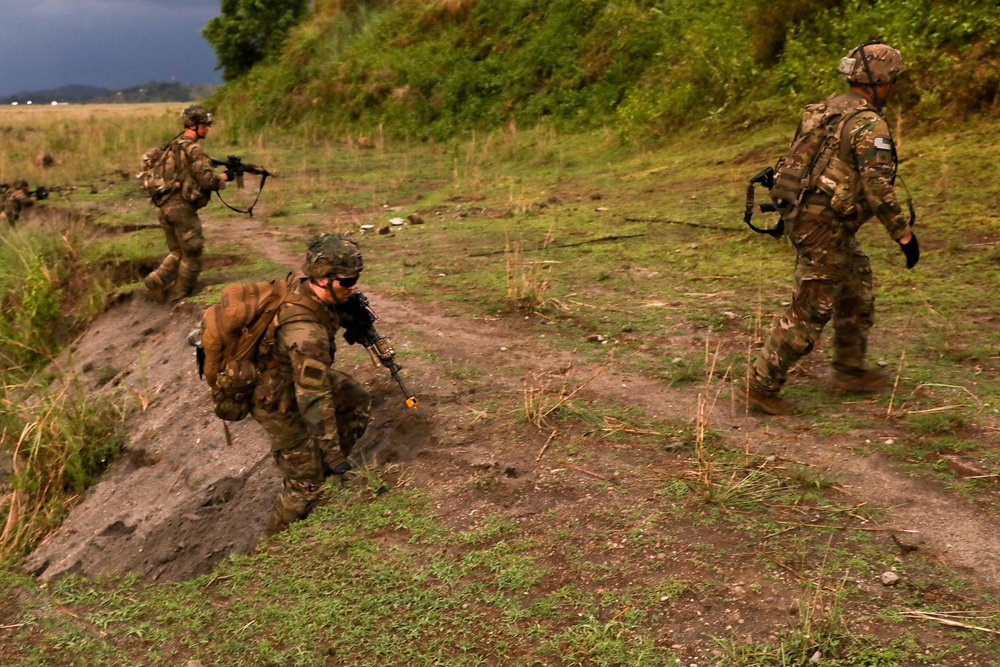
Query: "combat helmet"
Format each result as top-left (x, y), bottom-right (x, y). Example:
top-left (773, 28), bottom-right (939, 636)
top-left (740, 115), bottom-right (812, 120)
top-left (181, 105), bottom-right (214, 128)
top-left (303, 233), bottom-right (363, 279)
top-left (839, 41), bottom-right (902, 86)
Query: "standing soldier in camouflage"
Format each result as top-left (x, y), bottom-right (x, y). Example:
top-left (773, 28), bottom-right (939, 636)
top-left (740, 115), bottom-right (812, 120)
top-left (144, 106), bottom-right (231, 304)
top-left (3, 180), bottom-right (37, 225)
top-left (742, 42), bottom-right (920, 415)
top-left (252, 234), bottom-right (372, 535)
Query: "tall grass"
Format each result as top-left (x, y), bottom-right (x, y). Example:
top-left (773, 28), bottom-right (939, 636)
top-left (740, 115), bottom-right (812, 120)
top-left (0, 133), bottom-right (142, 560)
top-left (0, 375), bottom-right (126, 561)
top-left (0, 213), bottom-right (112, 370)
top-left (0, 211), bottom-right (127, 559)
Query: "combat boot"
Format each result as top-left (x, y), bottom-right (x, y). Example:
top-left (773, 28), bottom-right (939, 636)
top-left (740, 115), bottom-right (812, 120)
top-left (323, 450), bottom-right (354, 478)
top-left (143, 273), bottom-right (168, 304)
top-left (736, 383), bottom-right (795, 416)
top-left (834, 368), bottom-right (890, 394)
top-left (263, 512), bottom-right (289, 538)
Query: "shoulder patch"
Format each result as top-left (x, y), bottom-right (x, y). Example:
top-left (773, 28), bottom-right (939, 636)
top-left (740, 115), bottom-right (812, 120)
top-left (297, 357), bottom-right (329, 390)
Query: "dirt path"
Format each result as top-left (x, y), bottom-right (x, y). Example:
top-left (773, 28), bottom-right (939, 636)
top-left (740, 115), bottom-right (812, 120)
top-left (25, 215), bottom-right (1000, 601)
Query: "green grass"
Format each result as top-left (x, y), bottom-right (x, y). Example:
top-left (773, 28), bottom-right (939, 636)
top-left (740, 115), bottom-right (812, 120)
top-left (2, 104), bottom-right (1000, 665)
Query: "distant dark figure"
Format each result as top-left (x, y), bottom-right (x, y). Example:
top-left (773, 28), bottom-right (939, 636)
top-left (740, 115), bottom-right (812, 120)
top-left (3, 180), bottom-right (37, 225)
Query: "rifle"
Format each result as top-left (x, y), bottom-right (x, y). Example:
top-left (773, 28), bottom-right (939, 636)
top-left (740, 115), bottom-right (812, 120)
top-left (0, 184), bottom-right (49, 200)
top-left (338, 292), bottom-right (418, 409)
top-left (210, 155), bottom-right (270, 189)
top-left (209, 155), bottom-right (272, 216)
top-left (743, 166), bottom-right (784, 239)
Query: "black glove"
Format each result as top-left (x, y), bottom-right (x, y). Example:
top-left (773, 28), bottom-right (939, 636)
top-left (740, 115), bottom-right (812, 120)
top-left (898, 234), bottom-right (919, 269)
top-left (223, 168), bottom-right (237, 182)
top-left (342, 325), bottom-right (364, 346)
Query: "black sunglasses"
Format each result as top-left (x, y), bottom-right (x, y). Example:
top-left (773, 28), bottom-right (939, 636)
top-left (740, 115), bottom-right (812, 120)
top-left (334, 275), bottom-right (359, 288)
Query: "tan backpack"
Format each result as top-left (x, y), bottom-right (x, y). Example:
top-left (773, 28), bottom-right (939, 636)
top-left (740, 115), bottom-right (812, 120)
top-left (200, 278), bottom-right (293, 422)
top-left (199, 275), bottom-right (332, 427)
top-left (136, 139), bottom-right (184, 205)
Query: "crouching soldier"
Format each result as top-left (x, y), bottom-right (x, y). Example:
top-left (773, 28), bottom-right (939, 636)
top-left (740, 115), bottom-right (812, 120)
top-left (252, 233), bottom-right (372, 535)
top-left (3, 180), bottom-right (37, 225)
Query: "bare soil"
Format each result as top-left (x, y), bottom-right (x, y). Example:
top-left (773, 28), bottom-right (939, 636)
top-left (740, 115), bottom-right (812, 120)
top-left (21, 213), bottom-right (1000, 663)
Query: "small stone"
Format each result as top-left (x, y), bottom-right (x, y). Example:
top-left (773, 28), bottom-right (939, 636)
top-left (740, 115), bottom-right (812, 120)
top-left (407, 213), bottom-right (425, 224)
top-left (881, 571), bottom-right (900, 586)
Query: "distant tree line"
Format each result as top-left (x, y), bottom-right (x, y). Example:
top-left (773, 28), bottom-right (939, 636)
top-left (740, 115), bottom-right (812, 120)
top-left (1, 82), bottom-right (218, 106)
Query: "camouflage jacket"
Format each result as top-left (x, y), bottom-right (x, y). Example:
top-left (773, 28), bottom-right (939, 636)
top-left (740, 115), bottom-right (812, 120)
top-left (255, 274), bottom-right (342, 443)
top-left (160, 136), bottom-right (224, 210)
top-left (3, 189), bottom-right (35, 220)
top-left (785, 91), bottom-right (912, 264)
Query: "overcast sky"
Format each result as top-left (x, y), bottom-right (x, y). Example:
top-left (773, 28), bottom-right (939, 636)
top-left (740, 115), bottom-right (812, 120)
top-left (0, 0), bottom-right (223, 98)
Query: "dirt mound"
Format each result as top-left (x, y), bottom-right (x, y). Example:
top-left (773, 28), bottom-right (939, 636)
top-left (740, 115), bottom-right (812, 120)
top-left (24, 293), bottom-right (433, 582)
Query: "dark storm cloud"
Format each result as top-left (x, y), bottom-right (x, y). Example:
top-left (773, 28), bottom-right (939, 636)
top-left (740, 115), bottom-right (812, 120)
top-left (0, 0), bottom-right (222, 97)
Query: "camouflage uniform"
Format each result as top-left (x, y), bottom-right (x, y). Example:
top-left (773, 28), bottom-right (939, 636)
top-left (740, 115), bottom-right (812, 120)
top-left (749, 89), bottom-right (913, 397)
top-left (3, 185), bottom-right (36, 225)
top-left (145, 135), bottom-right (225, 302)
top-left (252, 273), bottom-right (372, 535)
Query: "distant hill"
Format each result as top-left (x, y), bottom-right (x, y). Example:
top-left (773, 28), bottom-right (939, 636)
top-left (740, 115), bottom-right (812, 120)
top-left (1, 81), bottom-right (218, 105)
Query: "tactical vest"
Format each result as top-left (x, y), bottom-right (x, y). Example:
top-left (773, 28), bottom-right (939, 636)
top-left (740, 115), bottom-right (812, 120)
top-left (251, 276), bottom-right (338, 416)
top-left (770, 94), bottom-right (878, 220)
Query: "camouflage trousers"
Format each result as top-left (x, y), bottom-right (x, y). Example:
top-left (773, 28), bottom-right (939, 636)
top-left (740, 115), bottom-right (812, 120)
top-left (147, 201), bottom-right (204, 302)
top-left (750, 247), bottom-right (875, 395)
top-left (251, 371), bottom-right (371, 534)
top-left (4, 201), bottom-right (24, 225)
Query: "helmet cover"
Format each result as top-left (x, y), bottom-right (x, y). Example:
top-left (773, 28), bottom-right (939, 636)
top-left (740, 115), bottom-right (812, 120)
top-left (839, 42), bottom-right (902, 85)
top-left (181, 105), bottom-right (214, 128)
top-left (302, 234), bottom-right (363, 279)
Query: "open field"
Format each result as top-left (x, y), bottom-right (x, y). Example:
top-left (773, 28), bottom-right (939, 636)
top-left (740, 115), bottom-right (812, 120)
top-left (0, 103), bottom-right (998, 666)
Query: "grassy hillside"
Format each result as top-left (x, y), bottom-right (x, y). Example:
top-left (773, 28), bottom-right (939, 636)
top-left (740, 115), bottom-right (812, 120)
top-left (212, 0), bottom-right (1000, 140)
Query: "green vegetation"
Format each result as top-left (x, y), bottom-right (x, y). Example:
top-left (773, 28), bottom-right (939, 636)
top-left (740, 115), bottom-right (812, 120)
top-left (211, 0), bottom-right (1000, 139)
top-left (203, 0), bottom-right (311, 81)
top-left (0, 215), bottom-right (130, 560)
top-left (1, 97), bottom-right (998, 663)
top-left (3, 0), bottom-right (1000, 660)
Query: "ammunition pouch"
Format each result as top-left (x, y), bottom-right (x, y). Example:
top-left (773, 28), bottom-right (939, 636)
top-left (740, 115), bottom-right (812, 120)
top-left (213, 358), bottom-right (257, 421)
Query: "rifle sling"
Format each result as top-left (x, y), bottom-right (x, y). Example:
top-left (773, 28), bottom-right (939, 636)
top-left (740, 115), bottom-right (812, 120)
top-left (214, 171), bottom-right (269, 217)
